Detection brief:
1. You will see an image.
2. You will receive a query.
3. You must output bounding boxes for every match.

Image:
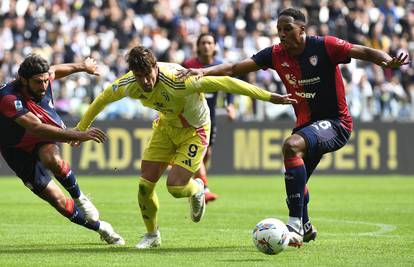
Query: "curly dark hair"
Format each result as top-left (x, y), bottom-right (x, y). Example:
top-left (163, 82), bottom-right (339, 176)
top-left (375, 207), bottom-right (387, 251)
top-left (18, 54), bottom-right (50, 79)
top-left (126, 46), bottom-right (157, 74)
top-left (278, 8), bottom-right (307, 24)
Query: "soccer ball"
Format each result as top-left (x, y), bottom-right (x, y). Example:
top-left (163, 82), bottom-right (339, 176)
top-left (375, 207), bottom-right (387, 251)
top-left (252, 218), bottom-right (290, 255)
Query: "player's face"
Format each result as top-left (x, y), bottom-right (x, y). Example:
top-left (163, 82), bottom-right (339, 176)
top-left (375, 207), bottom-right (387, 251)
top-left (277, 15), bottom-right (305, 51)
top-left (25, 72), bottom-right (50, 100)
top-left (198, 35), bottom-right (216, 58)
top-left (133, 66), bottom-right (158, 92)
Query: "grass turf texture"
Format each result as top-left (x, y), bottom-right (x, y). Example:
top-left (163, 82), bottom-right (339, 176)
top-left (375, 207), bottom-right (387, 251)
top-left (0, 175), bottom-right (413, 267)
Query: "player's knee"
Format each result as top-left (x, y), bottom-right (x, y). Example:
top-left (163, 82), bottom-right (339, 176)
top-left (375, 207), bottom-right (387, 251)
top-left (167, 185), bottom-right (186, 198)
top-left (282, 138), bottom-right (302, 157)
top-left (138, 178), bottom-right (156, 199)
top-left (50, 159), bottom-right (70, 178)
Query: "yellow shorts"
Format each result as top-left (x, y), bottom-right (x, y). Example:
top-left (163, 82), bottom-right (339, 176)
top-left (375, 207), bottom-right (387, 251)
top-left (142, 120), bottom-right (210, 173)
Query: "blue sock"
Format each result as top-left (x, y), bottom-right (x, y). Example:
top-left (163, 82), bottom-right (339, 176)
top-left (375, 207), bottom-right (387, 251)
top-left (65, 199), bottom-right (100, 231)
top-left (284, 156), bottom-right (307, 218)
top-left (56, 171), bottom-right (81, 199)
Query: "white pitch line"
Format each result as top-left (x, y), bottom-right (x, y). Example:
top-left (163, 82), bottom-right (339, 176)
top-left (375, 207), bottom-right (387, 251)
top-left (317, 218), bottom-right (398, 237)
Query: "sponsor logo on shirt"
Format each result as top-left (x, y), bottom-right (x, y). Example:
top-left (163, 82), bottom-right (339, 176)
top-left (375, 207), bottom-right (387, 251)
top-left (295, 91), bottom-right (316, 99)
top-left (112, 84), bottom-right (119, 91)
top-left (0, 83), bottom-right (6, 90)
top-left (14, 100), bottom-right (23, 111)
top-left (48, 99), bottom-right (54, 108)
top-left (298, 77), bottom-right (321, 86)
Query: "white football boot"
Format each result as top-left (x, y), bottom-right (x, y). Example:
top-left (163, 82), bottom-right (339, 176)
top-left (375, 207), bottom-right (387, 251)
top-left (286, 224), bottom-right (304, 247)
top-left (189, 178), bottom-right (206, 222)
top-left (98, 221), bottom-right (125, 245)
top-left (135, 230), bottom-right (161, 249)
top-left (74, 192), bottom-right (99, 222)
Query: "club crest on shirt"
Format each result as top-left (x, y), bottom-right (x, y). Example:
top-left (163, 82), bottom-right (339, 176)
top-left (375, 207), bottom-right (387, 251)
top-left (309, 55), bottom-right (318, 66)
top-left (14, 100), bottom-right (23, 111)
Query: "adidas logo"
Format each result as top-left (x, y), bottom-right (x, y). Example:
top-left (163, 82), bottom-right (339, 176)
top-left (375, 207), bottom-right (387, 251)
top-left (182, 159), bottom-right (192, 167)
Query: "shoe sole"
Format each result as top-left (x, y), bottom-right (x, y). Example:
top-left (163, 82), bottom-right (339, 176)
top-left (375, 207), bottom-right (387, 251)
top-left (190, 197), bottom-right (205, 222)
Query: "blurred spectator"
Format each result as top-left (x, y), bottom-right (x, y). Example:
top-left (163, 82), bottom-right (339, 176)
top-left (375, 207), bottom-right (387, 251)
top-left (0, 0), bottom-right (413, 122)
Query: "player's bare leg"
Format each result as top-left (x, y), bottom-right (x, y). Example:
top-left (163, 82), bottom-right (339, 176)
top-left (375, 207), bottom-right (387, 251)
top-left (38, 144), bottom-right (99, 221)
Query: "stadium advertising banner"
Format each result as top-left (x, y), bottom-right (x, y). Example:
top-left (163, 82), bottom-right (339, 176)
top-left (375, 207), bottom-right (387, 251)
top-left (0, 119), bottom-right (413, 175)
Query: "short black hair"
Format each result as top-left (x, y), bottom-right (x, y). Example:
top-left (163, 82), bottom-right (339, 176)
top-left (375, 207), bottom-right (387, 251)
top-left (18, 54), bottom-right (50, 79)
top-left (127, 46), bottom-right (157, 74)
top-left (278, 8), bottom-right (307, 24)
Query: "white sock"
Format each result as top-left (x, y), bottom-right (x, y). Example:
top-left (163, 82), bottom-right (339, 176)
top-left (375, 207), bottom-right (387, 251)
top-left (288, 216), bottom-right (303, 234)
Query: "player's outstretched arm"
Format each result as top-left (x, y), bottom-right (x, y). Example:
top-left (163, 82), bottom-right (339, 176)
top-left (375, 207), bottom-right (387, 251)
top-left (348, 45), bottom-right (409, 69)
top-left (177, 58), bottom-right (261, 79)
top-left (51, 57), bottom-right (100, 80)
top-left (15, 112), bottom-right (106, 143)
top-left (189, 76), bottom-right (297, 105)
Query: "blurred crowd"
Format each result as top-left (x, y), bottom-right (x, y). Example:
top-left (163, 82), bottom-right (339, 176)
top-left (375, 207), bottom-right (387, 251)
top-left (1, 0), bottom-right (414, 122)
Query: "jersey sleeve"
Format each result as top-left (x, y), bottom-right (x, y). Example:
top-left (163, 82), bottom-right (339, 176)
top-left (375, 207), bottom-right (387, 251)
top-left (251, 47), bottom-right (273, 70)
top-left (0, 94), bottom-right (29, 119)
top-left (324, 36), bottom-right (353, 64)
top-left (76, 79), bottom-right (129, 131)
top-left (185, 76), bottom-right (272, 101)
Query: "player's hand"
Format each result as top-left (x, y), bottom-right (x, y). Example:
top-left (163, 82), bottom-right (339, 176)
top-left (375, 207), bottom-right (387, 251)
top-left (269, 93), bottom-right (298, 105)
top-left (226, 104), bottom-right (236, 121)
top-left (83, 57), bottom-right (100, 76)
top-left (381, 52), bottom-right (410, 68)
top-left (77, 127), bottom-right (107, 143)
top-left (176, 68), bottom-right (204, 80)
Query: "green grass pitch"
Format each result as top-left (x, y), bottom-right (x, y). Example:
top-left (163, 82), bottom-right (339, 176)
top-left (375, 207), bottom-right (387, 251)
top-left (0, 175), bottom-right (413, 267)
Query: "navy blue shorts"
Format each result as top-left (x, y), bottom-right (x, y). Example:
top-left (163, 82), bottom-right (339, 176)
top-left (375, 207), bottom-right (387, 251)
top-left (0, 146), bottom-right (52, 194)
top-left (294, 119), bottom-right (351, 178)
top-left (209, 121), bottom-right (217, 147)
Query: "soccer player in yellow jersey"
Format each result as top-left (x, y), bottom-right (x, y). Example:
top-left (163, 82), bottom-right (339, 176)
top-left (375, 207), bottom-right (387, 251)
top-left (76, 46), bottom-right (297, 249)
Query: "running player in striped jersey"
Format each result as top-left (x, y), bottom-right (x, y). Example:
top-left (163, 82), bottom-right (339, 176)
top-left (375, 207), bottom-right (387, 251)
top-left (76, 46), bottom-right (297, 249)
top-left (177, 8), bottom-right (408, 248)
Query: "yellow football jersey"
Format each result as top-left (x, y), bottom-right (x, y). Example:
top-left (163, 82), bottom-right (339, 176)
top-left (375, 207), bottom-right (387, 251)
top-left (77, 62), bottom-right (271, 130)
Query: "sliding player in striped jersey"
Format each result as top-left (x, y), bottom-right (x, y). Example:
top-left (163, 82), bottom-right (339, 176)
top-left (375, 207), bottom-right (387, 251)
top-left (76, 46), bottom-right (297, 249)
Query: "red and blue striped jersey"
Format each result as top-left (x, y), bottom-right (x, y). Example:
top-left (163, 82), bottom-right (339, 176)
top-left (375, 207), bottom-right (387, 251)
top-left (0, 80), bottom-right (65, 152)
top-left (252, 35), bottom-right (353, 131)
